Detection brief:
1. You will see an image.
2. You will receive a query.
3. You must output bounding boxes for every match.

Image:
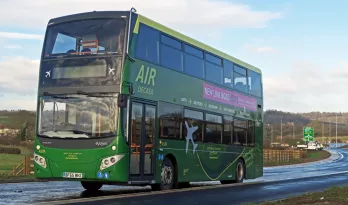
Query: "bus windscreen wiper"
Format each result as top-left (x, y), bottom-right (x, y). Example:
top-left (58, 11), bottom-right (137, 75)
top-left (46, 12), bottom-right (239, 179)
top-left (43, 92), bottom-right (69, 99)
top-left (76, 90), bottom-right (116, 97)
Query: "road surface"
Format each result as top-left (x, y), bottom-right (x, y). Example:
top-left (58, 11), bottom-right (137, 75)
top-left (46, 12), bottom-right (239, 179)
top-left (39, 173), bottom-right (348, 205)
top-left (1, 146), bottom-right (347, 205)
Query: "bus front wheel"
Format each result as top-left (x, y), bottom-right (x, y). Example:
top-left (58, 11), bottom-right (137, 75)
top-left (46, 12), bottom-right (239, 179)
top-left (152, 157), bottom-right (176, 191)
top-left (81, 181), bottom-right (103, 191)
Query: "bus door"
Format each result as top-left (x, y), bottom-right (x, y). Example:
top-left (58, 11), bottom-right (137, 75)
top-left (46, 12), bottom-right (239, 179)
top-left (129, 101), bottom-right (156, 182)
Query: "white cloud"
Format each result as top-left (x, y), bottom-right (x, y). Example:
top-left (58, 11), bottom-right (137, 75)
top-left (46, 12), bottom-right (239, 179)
top-left (0, 0), bottom-right (282, 32)
top-left (4, 44), bottom-right (23, 49)
top-left (0, 0), bottom-right (283, 110)
top-left (245, 44), bottom-right (279, 53)
top-left (330, 63), bottom-right (348, 79)
top-left (0, 56), bottom-right (39, 96)
top-left (0, 32), bottom-right (43, 40)
top-left (263, 61), bottom-right (348, 112)
top-left (0, 99), bottom-right (36, 111)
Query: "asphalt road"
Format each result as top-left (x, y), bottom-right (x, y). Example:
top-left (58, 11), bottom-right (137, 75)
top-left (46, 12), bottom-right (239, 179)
top-left (41, 173), bottom-right (348, 205)
top-left (1, 146), bottom-right (347, 205)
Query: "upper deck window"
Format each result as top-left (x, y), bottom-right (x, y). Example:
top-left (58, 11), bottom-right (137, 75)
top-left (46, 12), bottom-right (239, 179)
top-left (43, 18), bottom-right (126, 58)
top-left (234, 65), bottom-right (248, 93)
top-left (248, 70), bottom-right (262, 97)
top-left (135, 24), bottom-right (159, 64)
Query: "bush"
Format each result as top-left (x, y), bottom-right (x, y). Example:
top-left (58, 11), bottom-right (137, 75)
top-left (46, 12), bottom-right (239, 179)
top-left (0, 147), bottom-right (21, 154)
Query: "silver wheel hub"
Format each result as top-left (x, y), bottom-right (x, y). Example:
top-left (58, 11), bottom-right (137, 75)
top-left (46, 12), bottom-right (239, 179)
top-left (161, 165), bottom-right (173, 185)
top-left (237, 163), bottom-right (243, 180)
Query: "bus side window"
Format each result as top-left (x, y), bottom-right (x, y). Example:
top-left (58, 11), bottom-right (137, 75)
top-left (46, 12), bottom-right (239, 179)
top-left (247, 121), bottom-right (255, 146)
top-left (159, 102), bottom-right (183, 140)
top-left (135, 23), bottom-right (159, 64)
top-left (204, 113), bottom-right (222, 144)
top-left (234, 64), bottom-right (248, 93)
top-left (248, 70), bottom-right (262, 97)
top-left (233, 119), bottom-right (248, 146)
top-left (223, 116), bottom-right (233, 145)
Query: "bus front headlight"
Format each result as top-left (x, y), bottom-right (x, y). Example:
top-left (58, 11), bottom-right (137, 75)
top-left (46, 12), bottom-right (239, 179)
top-left (100, 154), bottom-right (124, 171)
top-left (34, 153), bottom-right (47, 168)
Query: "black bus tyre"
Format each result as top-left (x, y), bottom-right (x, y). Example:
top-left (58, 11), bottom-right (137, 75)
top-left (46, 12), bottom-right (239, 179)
top-left (81, 181), bottom-right (103, 191)
top-left (152, 157), bottom-right (176, 191)
top-left (234, 159), bottom-right (245, 183)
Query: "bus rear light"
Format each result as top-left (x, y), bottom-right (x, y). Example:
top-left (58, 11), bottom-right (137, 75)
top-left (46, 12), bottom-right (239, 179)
top-left (100, 154), bottom-right (124, 171)
top-left (34, 153), bottom-right (47, 168)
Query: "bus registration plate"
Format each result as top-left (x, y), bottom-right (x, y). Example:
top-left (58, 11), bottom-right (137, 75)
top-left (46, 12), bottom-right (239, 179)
top-left (63, 172), bottom-right (83, 178)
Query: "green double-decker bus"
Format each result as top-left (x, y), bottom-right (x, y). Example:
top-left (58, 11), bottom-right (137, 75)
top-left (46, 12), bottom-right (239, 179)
top-left (34, 8), bottom-right (264, 191)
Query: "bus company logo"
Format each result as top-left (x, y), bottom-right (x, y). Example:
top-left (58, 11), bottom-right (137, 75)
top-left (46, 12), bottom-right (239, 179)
top-left (135, 65), bottom-right (157, 86)
top-left (135, 65), bottom-right (157, 96)
top-left (185, 121), bottom-right (198, 154)
top-left (95, 141), bottom-right (108, 146)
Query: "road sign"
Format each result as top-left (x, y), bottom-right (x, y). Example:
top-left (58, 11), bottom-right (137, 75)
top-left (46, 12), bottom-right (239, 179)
top-left (303, 127), bottom-right (314, 141)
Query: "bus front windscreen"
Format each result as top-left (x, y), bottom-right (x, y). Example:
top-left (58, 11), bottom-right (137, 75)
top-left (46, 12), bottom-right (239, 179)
top-left (43, 18), bottom-right (126, 57)
top-left (37, 94), bottom-right (118, 139)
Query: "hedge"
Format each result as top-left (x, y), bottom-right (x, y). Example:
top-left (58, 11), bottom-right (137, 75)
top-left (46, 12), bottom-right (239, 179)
top-left (0, 147), bottom-right (21, 154)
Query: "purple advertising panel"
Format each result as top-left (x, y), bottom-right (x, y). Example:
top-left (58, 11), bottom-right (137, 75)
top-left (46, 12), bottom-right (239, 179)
top-left (203, 83), bottom-right (257, 111)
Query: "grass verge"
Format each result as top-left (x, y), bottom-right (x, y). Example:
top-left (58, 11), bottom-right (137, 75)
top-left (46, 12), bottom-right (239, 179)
top-left (0, 153), bottom-right (26, 174)
top-left (264, 150), bottom-right (331, 167)
top-left (249, 186), bottom-right (348, 205)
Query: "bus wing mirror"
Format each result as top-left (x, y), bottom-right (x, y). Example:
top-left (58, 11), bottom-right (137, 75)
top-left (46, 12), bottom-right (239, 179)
top-left (129, 85), bottom-right (134, 95)
top-left (118, 94), bottom-right (127, 108)
top-left (122, 81), bottom-right (134, 95)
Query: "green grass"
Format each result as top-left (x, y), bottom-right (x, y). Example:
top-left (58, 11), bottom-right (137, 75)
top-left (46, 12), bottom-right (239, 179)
top-left (314, 136), bottom-right (348, 143)
top-left (255, 186), bottom-right (348, 205)
top-left (0, 154), bottom-right (25, 175)
top-left (264, 150), bottom-right (331, 167)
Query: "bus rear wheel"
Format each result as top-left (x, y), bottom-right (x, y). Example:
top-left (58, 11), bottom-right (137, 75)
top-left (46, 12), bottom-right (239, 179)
top-left (151, 157), bottom-right (176, 191)
top-left (233, 159), bottom-right (245, 183)
top-left (220, 159), bottom-right (245, 184)
top-left (81, 181), bottom-right (103, 191)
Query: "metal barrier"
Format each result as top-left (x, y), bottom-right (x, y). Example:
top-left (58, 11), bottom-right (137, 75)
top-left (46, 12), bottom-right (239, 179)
top-left (263, 149), bottom-right (307, 163)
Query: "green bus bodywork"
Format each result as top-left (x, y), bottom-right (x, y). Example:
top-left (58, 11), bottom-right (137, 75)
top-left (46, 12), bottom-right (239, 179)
top-left (34, 10), bottom-right (263, 190)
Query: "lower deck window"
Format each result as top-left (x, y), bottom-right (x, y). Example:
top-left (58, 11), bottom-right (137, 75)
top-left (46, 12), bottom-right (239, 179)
top-left (204, 123), bottom-right (222, 144)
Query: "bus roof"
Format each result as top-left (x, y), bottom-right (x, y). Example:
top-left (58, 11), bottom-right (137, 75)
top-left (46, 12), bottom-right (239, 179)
top-left (46, 10), bottom-right (262, 74)
top-left (47, 11), bottom-right (130, 25)
top-left (134, 14), bottom-right (262, 74)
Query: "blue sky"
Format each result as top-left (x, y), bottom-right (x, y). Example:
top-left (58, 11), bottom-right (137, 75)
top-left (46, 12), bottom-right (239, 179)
top-left (0, 0), bottom-right (348, 112)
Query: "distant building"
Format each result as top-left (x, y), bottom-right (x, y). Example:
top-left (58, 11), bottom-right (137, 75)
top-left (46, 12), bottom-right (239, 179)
top-left (0, 127), bottom-right (20, 136)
